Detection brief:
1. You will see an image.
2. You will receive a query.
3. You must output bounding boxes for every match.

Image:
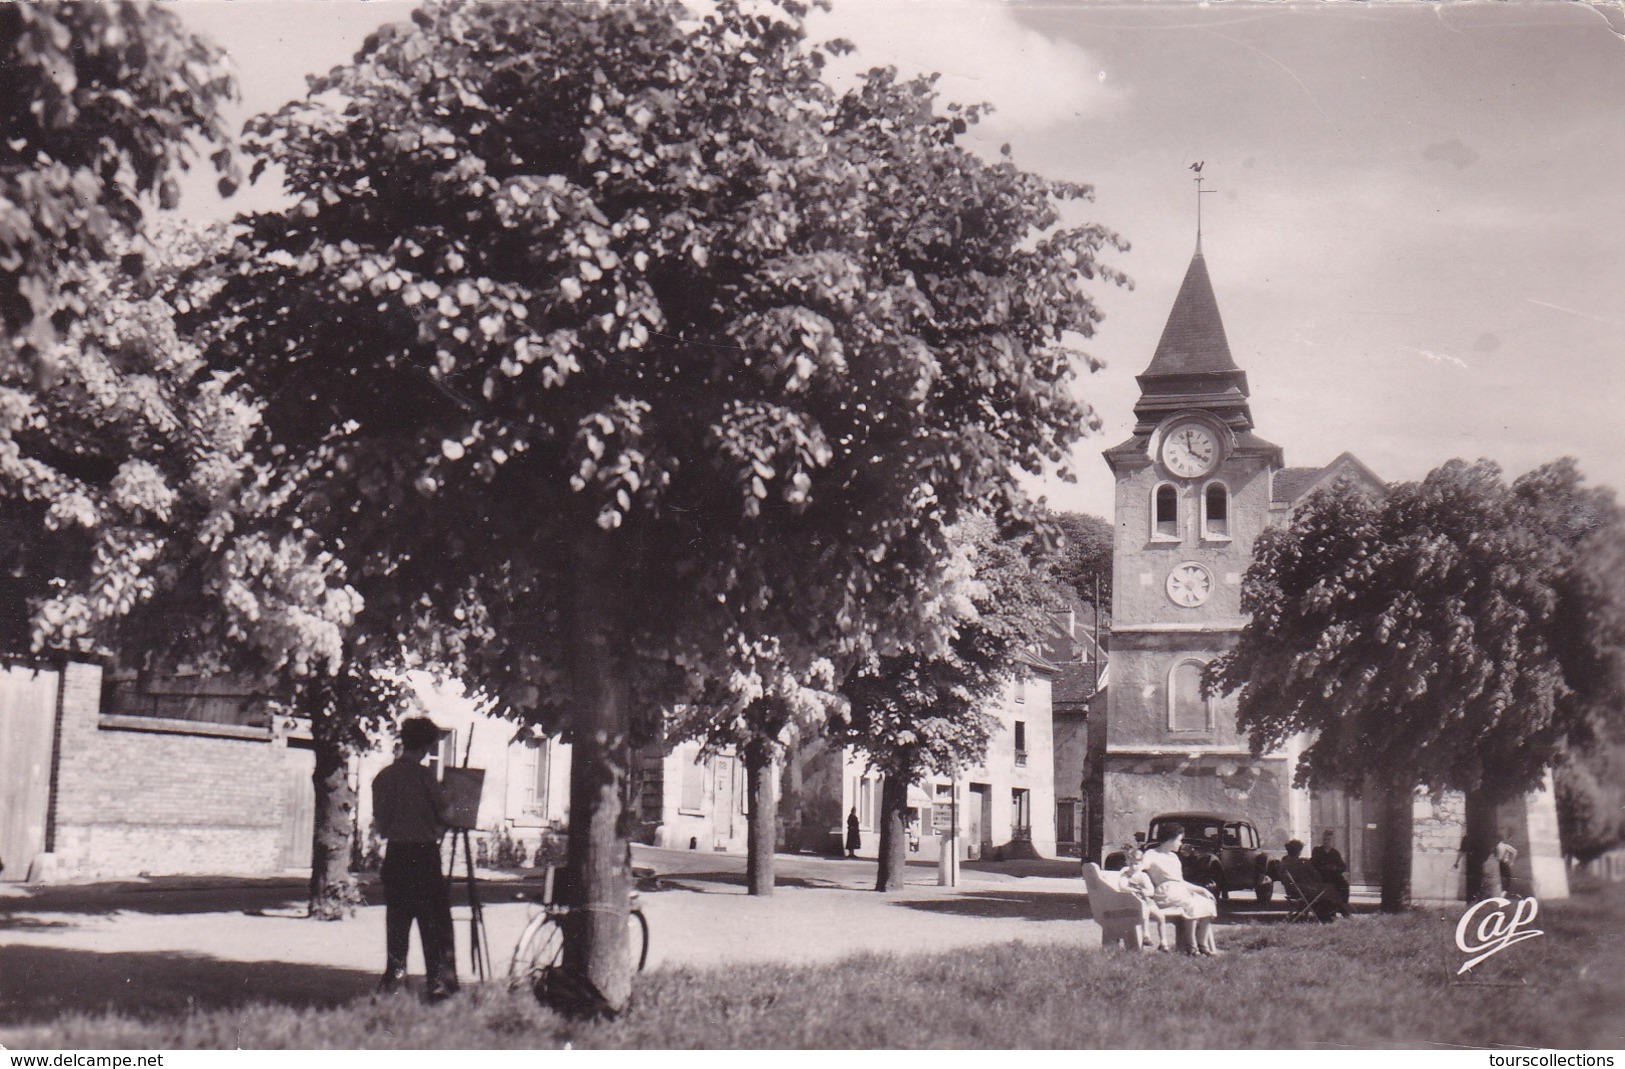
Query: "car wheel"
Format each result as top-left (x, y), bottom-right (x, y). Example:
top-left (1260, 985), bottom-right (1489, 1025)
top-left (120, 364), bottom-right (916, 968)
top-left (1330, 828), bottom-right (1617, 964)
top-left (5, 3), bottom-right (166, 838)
top-left (1104, 851), bottom-right (1127, 871)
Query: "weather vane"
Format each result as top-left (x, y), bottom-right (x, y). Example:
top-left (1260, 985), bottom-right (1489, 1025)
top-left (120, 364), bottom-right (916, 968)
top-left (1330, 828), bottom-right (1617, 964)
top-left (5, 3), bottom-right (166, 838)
top-left (1190, 161), bottom-right (1216, 248)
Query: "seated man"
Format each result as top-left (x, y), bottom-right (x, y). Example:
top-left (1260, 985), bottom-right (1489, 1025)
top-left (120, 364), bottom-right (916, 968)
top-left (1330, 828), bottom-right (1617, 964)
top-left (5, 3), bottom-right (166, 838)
top-left (1311, 830), bottom-right (1353, 916)
top-left (1266, 837), bottom-right (1305, 886)
top-left (1277, 846), bottom-right (1347, 923)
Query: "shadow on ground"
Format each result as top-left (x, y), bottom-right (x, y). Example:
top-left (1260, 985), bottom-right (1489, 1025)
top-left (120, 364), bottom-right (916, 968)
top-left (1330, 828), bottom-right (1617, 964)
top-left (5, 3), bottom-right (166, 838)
top-left (1, 874), bottom-right (555, 918)
top-left (0, 945), bottom-right (373, 1025)
top-left (0, 916), bottom-right (76, 931)
top-left (897, 890), bottom-right (1090, 922)
top-left (2, 878), bottom-right (316, 917)
top-left (647, 871), bottom-right (845, 893)
top-left (960, 858), bottom-right (1082, 880)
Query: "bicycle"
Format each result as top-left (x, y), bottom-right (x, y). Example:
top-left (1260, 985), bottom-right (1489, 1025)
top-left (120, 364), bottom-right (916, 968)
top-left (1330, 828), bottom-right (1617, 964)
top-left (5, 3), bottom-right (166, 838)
top-left (508, 866), bottom-right (649, 999)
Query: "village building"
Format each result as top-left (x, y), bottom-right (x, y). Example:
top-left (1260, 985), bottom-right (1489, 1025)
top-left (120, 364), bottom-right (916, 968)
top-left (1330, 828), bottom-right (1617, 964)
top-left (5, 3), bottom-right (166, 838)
top-left (632, 738), bottom-right (751, 855)
top-left (778, 657), bottom-right (1058, 862)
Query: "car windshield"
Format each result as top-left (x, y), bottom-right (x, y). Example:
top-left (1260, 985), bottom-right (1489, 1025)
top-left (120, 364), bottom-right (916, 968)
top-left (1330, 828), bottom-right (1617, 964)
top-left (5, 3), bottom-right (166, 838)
top-left (1152, 819), bottom-right (1223, 845)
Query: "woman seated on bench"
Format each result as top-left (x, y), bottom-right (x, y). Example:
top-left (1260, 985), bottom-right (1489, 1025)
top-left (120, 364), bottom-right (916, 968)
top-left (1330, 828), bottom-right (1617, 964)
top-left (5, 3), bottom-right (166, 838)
top-left (1128, 822), bottom-right (1222, 956)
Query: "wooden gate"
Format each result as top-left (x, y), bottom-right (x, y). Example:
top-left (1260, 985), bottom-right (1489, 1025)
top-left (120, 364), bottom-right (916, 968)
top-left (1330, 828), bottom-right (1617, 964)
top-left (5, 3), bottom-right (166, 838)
top-left (278, 746), bottom-right (316, 870)
top-left (0, 665), bottom-right (59, 881)
top-left (1311, 787), bottom-right (1384, 887)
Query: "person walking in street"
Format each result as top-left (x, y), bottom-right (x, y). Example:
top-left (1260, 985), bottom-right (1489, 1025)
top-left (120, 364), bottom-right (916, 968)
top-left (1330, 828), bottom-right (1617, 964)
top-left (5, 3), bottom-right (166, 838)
top-left (372, 716), bottom-right (458, 1000)
top-left (846, 808), bottom-right (862, 858)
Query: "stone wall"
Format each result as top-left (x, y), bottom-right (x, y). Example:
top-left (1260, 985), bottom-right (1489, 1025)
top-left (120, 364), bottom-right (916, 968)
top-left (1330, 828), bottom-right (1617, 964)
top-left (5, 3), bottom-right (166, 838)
top-left (1410, 789), bottom-right (1468, 903)
top-left (1110, 447), bottom-right (1274, 629)
top-left (1103, 753), bottom-right (1295, 855)
top-left (46, 661), bottom-right (295, 879)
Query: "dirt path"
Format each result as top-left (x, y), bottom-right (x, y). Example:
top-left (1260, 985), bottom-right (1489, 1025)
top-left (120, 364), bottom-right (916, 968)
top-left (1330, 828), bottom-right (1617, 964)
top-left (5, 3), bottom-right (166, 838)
top-left (0, 849), bottom-right (1100, 1036)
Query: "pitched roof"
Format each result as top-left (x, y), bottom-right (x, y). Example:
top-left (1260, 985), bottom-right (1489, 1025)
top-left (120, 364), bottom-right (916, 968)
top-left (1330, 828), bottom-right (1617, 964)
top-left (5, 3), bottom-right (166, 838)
top-left (1052, 660), bottom-right (1100, 706)
top-left (1142, 250), bottom-right (1239, 378)
top-left (1273, 452), bottom-right (1387, 505)
top-left (1271, 467), bottom-right (1325, 504)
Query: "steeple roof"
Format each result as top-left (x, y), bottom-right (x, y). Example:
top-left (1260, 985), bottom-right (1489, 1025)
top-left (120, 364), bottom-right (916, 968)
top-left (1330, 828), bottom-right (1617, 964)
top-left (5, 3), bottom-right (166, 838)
top-left (1144, 249), bottom-right (1238, 377)
top-left (1131, 245), bottom-right (1254, 433)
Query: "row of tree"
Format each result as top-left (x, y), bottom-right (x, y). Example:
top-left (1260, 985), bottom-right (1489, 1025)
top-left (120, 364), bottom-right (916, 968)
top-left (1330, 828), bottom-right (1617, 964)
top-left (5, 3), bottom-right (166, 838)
top-left (1211, 459), bottom-right (1625, 908)
top-left (2, 1), bottom-right (1125, 1014)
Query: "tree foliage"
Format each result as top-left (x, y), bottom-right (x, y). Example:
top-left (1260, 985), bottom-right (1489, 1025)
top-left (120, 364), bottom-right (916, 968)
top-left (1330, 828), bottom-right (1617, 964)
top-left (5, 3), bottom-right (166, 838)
top-left (832, 516), bottom-right (1060, 890)
top-left (1, 225), bottom-right (407, 918)
top-left (1046, 508), bottom-right (1112, 625)
top-left (1211, 459), bottom-right (1624, 801)
top-left (0, 2), bottom-right (237, 374)
top-left (203, 0), bottom-right (1128, 717)
top-left (1208, 459), bottom-right (1625, 900)
top-left (1556, 739), bottom-right (1625, 863)
top-left (200, 0), bottom-right (1123, 1010)
top-left (2, 225), bottom-right (357, 679)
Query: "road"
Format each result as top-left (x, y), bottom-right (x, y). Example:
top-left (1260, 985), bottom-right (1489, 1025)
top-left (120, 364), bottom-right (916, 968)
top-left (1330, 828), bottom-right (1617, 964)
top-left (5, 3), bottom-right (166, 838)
top-left (0, 847), bottom-right (1098, 1030)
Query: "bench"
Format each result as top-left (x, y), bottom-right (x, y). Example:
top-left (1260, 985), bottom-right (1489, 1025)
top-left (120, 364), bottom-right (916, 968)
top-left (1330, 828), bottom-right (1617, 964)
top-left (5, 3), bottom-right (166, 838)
top-left (1082, 862), bottom-right (1193, 951)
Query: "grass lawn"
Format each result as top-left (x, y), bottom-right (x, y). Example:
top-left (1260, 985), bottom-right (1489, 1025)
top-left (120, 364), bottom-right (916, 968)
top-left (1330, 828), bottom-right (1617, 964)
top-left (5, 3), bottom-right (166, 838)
top-left (20, 882), bottom-right (1625, 1049)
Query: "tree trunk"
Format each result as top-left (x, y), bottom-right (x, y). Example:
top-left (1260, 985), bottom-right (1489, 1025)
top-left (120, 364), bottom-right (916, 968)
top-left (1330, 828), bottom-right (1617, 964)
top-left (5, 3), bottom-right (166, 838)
top-left (875, 770), bottom-right (911, 892)
top-left (558, 536), bottom-right (634, 1017)
top-left (1378, 779), bottom-right (1414, 914)
top-left (1462, 786), bottom-right (1499, 902)
top-left (744, 735), bottom-right (777, 896)
top-left (308, 718), bottom-right (361, 919)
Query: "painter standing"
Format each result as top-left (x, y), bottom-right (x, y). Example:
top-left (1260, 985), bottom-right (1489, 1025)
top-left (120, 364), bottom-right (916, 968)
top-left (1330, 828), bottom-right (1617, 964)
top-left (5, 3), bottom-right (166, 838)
top-left (372, 717), bottom-right (458, 1000)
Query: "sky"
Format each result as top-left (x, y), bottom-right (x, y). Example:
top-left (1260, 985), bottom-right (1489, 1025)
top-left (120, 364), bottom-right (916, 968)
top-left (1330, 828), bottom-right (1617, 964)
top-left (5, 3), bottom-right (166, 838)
top-left (173, 0), bottom-right (1625, 521)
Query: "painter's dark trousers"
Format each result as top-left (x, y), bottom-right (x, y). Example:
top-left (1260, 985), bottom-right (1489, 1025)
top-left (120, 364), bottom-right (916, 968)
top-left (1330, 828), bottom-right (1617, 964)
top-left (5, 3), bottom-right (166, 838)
top-left (381, 842), bottom-right (457, 991)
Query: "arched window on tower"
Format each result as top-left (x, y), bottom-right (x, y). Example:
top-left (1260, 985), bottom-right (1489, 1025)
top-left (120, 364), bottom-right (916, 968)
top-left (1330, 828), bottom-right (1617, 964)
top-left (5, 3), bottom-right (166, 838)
top-left (1203, 482), bottom-right (1230, 539)
top-left (1168, 660), bottom-right (1212, 732)
top-left (1154, 484), bottom-right (1179, 539)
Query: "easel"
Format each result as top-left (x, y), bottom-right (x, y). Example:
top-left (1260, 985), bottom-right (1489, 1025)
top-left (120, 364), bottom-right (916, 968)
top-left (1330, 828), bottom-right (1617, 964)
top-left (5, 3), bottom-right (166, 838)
top-left (445, 728), bottom-right (492, 983)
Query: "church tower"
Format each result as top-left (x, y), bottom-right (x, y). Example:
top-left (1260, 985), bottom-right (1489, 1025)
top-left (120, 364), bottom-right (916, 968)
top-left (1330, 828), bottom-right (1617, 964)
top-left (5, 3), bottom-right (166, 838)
top-left (1097, 233), bottom-right (1569, 903)
top-left (1100, 241), bottom-right (1297, 855)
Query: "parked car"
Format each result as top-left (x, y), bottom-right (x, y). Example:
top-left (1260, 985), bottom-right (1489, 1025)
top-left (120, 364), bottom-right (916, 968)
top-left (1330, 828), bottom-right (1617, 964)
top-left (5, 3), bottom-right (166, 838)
top-left (1104, 812), bottom-right (1274, 903)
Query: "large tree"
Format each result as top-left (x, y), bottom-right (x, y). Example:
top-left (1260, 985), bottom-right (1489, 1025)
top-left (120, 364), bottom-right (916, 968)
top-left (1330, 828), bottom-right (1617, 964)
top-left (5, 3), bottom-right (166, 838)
top-left (1207, 459), bottom-right (1625, 909)
top-left (7, 225), bottom-right (400, 920)
top-left (1047, 509), bottom-right (1112, 620)
top-left (1556, 738), bottom-right (1625, 864)
top-left (0, 2), bottom-right (237, 376)
top-left (204, 0), bottom-right (1123, 1012)
top-left (669, 657), bottom-right (842, 896)
top-left (833, 517), bottom-right (1059, 892)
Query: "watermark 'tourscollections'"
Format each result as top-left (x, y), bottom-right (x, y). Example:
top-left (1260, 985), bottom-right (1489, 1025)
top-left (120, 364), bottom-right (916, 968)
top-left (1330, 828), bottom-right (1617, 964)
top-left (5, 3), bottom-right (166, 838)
top-left (1456, 895), bottom-right (1543, 975)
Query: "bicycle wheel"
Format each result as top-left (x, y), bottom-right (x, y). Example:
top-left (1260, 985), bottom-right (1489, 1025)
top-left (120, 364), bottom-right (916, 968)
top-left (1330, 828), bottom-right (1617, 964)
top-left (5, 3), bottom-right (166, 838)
top-left (628, 907), bottom-right (649, 972)
top-left (509, 911), bottom-right (565, 991)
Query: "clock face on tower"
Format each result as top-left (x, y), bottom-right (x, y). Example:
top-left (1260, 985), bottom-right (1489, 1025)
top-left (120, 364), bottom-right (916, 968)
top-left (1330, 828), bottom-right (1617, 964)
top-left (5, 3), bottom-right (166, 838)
top-left (1166, 562), bottom-right (1213, 607)
top-left (1160, 422), bottom-right (1220, 479)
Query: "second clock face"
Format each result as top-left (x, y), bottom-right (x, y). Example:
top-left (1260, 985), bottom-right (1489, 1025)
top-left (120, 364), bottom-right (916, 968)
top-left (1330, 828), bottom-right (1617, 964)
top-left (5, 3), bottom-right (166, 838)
top-left (1161, 423), bottom-right (1220, 478)
top-left (1167, 562), bottom-right (1214, 607)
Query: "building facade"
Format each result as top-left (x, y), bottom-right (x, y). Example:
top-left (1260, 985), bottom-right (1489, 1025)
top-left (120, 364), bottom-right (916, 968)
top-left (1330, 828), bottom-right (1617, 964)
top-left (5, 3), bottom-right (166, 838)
top-left (780, 661), bottom-right (1059, 861)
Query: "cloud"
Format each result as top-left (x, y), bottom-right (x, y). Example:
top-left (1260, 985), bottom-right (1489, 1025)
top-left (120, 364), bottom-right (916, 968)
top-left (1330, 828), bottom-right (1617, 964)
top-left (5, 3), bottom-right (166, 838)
top-left (1408, 347), bottom-right (1469, 369)
top-left (1422, 138), bottom-right (1481, 169)
top-left (808, 0), bottom-right (1117, 130)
